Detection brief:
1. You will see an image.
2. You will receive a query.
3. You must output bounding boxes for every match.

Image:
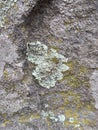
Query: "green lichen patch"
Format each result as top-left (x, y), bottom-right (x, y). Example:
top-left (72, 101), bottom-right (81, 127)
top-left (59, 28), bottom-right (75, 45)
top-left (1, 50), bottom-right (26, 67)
top-left (41, 110), bottom-right (66, 123)
top-left (27, 41), bottom-right (69, 89)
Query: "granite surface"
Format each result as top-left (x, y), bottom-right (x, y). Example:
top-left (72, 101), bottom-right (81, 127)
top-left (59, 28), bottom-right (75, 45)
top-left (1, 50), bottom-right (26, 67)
top-left (0, 0), bottom-right (98, 130)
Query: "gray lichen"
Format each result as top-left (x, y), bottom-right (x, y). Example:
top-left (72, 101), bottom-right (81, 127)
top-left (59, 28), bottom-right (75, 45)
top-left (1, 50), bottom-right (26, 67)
top-left (27, 41), bottom-right (69, 89)
top-left (41, 110), bottom-right (66, 123)
top-left (58, 114), bottom-right (66, 122)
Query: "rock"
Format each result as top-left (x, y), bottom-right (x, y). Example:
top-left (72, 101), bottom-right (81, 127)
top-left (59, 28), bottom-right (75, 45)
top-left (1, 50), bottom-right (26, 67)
top-left (0, 62), bottom-right (5, 80)
top-left (0, 0), bottom-right (98, 130)
top-left (0, 0), bottom-right (39, 28)
top-left (0, 34), bottom-right (18, 64)
top-left (90, 70), bottom-right (98, 109)
top-left (0, 34), bottom-right (18, 80)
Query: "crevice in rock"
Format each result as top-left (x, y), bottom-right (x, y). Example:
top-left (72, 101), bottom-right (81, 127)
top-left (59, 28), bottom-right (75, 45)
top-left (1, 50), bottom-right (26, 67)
top-left (23, 0), bottom-right (53, 26)
top-left (16, 0), bottom-right (55, 59)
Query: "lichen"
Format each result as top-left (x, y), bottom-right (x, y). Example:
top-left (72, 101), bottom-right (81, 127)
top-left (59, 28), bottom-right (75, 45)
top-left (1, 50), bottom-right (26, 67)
top-left (27, 41), bottom-right (69, 89)
top-left (3, 70), bottom-right (9, 79)
top-left (58, 114), bottom-right (66, 122)
top-left (41, 110), bottom-right (65, 123)
top-left (60, 61), bottom-right (90, 88)
top-left (0, 120), bottom-right (12, 127)
top-left (40, 89), bottom-right (96, 129)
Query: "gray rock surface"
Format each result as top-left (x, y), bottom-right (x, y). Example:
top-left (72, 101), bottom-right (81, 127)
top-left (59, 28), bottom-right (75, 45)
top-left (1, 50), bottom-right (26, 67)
top-left (0, 0), bottom-right (98, 130)
top-left (0, 0), bottom-right (39, 28)
top-left (0, 34), bottom-right (18, 79)
top-left (90, 70), bottom-right (98, 109)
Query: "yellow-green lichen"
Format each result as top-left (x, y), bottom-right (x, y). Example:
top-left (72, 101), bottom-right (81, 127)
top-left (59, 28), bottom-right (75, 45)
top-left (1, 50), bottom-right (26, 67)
top-left (18, 115), bottom-right (30, 123)
top-left (40, 89), bottom-right (96, 129)
top-left (61, 61), bottom-right (90, 88)
top-left (3, 70), bottom-right (9, 79)
top-left (0, 120), bottom-right (12, 127)
top-left (30, 113), bottom-right (40, 120)
top-left (17, 112), bottom-right (40, 123)
top-left (0, 113), bottom-right (13, 127)
top-left (41, 92), bottom-right (90, 113)
top-left (50, 46), bottom-right (60, 52)
top-left (47, 34), bottom-right (63, 44)
top-left (38, 59), bottom-right (96, 129)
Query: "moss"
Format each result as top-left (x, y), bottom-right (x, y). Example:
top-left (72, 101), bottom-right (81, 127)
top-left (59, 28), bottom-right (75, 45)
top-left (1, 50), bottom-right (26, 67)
top-left (66, 75), bottom-right (83, 88)
top-left (0, 120), bottom-right (12, 127)
top-left (37, 59), bottom-right (96, 128)
top-left (30, 113), bottom-right (40, 120)
top-left (18, 115), bottom-right (30, 123)
top-left (47, 34), bottom-right (63, 44)
top-left (81, 119), bottom-right (96, 127)
top-left (64, 21), bottom-right (71, 26)
top-left (2, 17), bottom-right (10, 26)
top-left (64, 108), bottom-right (96, 128)
top-left (0, 113), bottom-right (13, 127)
top-left (50, 57), bottom-right (59, 64)
top-left (50, 46), bottom-right (60, 52)
top-left (41, 89), bottom-right (95, 128)
top-left (5, 84), bottom-right (16, 93)
top-left (57, 38), bottom-right (63, 44)
top-left (3, 70), bottom-right (8, 79)
top-left (60, 91), bottom-right (94, 111)
top-left (79, 66), bottom-right (88, 74)
top-left (60, 61), bottom-right (90, 88)
top-left (22, 75), bottom-right (32, 84)
top-left (18, 112), bottom-right (40, 123)
top-left (65, 110), bottom-right (79, 118)
top-left (47, 35), bottom-right (57, 43)
top-left (40, 89), bottom-right (94, 111)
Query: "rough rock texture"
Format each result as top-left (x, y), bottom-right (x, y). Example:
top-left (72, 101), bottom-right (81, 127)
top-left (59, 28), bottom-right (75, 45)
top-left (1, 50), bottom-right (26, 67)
top-left (0, 0), bottom-right (38, 28)
top-left (90, 70), bottom-right (98, 109)
top-left (0, 0), bottom-right (98, 130)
